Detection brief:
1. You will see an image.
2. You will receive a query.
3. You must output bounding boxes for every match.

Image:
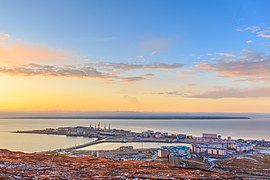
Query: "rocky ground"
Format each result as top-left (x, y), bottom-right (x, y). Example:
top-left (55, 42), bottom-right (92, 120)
top-left (214, 153), bottom-right (270, 179)
top-left (0, 149), bottom-right (236, 179)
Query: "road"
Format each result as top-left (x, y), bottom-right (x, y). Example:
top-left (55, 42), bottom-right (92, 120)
top-left (50, 137), bottom-right (190, 152)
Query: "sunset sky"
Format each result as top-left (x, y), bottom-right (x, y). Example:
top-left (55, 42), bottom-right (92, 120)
top-left (1, 0), bottom-right (270, 113)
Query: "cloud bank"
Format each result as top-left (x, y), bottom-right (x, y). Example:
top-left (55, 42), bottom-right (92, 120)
top-left (187, 87), bottom-right (270, 99)
top-left (154, 86), bottom-right (270, 99)
top-left (0, 62), bottom-right (182, 82)
top-left (0, 36), bottom-right (184, 82)
top-left (95, 62), bottom-right (184, 71)
top-left (236, 25), bottom-right (270, 39)
top-left (197, 49), bottom-right (270, 81)
top-left (0, 64), bottom-right (107, 79)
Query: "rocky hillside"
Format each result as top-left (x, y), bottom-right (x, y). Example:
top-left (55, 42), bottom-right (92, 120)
top-left (0, 149), bottom-right (235, 179)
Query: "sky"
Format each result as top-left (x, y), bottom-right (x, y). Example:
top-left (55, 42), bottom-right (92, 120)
top-left (1, 0), bottom-right (270, 113)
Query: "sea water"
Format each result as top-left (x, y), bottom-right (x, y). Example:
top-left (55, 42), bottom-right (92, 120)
top-left (0, 116), bottom-right (269, 152)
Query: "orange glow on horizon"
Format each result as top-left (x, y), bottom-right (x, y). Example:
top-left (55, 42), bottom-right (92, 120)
top-left (1, 76), bottom-right (270, 113)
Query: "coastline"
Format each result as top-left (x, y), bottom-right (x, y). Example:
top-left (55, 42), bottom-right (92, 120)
top-left (0, 115), bottom-right (251, 119)
top-left (1, 117), bottom-right (269, 153)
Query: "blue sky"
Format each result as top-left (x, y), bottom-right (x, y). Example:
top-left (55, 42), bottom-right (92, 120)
top-left (1, 0), bottom-right (269, 65)
top-left (1, 0), bottom-right (270, 112)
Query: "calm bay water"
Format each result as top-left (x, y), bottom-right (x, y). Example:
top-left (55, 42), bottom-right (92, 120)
top-left (0, 116), bottom-right (269, 152)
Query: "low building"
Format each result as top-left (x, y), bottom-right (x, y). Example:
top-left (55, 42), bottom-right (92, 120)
top-left (163, 132), bottom-right (169, 137)
top-left (154, 132), bottom-right (164, 138)
top-left (192, 144), bottom-right (226, 157)
top-left (192, 144), bottom-right (208, 154)
top-left (158, 149), bottom-right (169, 158)
top-left (193, 134), bottom-right (232, 150)
top-left (168, 154), bottom-right (181, 164)
top-left (172, 146), bottom-right (190, 156)
top-left (207, 148), bottom-right (227, 156)
top-left (168, 154), bottom-right (186, 165)
top-left (176, 134), bottom-right (187, 139)
top-left (202, 133), bottom-right (218, 139)
top-left (141, 130), bottom-right (154, 138)
top-left (236, 144), bottom-right (254, 152)
top-left (96, 146), bottom-right (140, 158)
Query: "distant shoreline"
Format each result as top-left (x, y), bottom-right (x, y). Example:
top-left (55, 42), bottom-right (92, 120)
top-left (0, 116), bottom-right (250, 120)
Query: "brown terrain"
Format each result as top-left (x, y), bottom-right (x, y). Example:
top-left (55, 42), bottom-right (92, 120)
top-left (215, 153), bottom-right (270, 179)
top-left (0, 149), bottom-right (236, 180)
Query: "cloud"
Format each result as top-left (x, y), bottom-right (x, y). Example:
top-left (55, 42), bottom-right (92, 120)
top-left (95, 62), bottom-right (184, 71)
top-left (143, 63), bottom-right (184, 70)
top-left (196, 49), bottom-right (270, 81)
top-left (153, 86), bottom-right (270, 99)
top-left (0, 54), bottom-right (184, 82)
top-left (151, 51), bottom-right (158, 55)
top-left (143, 73), bottom-right (154, 77)
top-left (236, 25), bottom-right (270, 39)
top-left (257, 30), bottom-right (270, 39)
top-left (219, 52), bottom-right (237, 57)
top-left (246, 40), bottom-right (254, 44)
top-left (132, 56), bottom-right (145, 63)
top-left (0, 63), bottom-right (152, 82)
top-left (236, 25), bottom-right (260, 32)
top-left (187, 87), bottom-right (270, 99)
top-left (123, 95), bottom-right (140, 104)
top-left (0, 42), bottom-right (76, 64)
top-left (119, 76), bottom-right (146, 82)
top-left (120, 73), bottom-right (153, 82)
top-left (0, 64), bottom-right (106, 79)
top-left (153, 91), bottom-right (192, 97)
top-left (0, 33), bottom-right (10, 41)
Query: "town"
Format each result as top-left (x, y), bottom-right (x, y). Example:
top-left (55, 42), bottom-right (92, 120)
top-left (15, 123), bottom-right (270, 178)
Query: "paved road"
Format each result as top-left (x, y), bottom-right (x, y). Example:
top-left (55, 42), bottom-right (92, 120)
top-left (50, 137), bottom-right (190, 152)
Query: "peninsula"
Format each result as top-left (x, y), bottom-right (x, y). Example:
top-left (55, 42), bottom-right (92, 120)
top-left (2, 115), bottom-right (250, 119)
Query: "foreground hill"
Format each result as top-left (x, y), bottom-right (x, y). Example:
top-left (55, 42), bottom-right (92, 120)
top-left (0, 149), bottom-right (235, 179)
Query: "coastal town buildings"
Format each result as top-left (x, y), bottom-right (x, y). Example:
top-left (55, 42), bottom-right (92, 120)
top-left (235, 143), bottom-right (254, 152)
top-left (192, 133), bottom-right (254, 157)
top-left (18, 125), bottom-right (256, 162)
